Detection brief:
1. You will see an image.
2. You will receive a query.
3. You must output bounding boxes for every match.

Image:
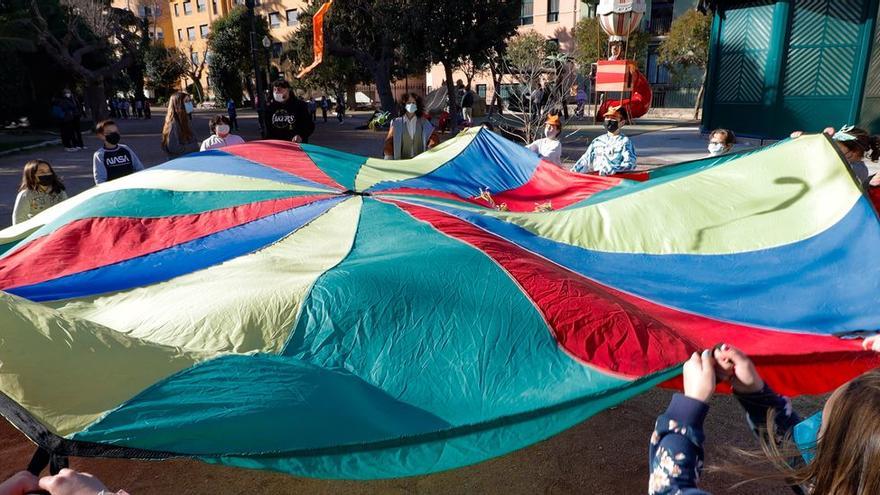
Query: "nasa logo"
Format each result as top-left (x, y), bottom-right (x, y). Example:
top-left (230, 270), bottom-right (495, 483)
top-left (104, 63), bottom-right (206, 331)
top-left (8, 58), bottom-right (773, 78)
top-left (272, 110), bottom-right (296, 129)
top-left (106, 155), bottom-right (131, 166)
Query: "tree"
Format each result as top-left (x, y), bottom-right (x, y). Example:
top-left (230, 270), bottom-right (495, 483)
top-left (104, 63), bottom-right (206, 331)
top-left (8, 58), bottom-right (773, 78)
top-left (144, 43), bottom-right (188, 99)
top-left (284, 1), bottom-right (371, 104)
top-left (207, 6), bottom-right (269, 104)
top-left (319, 0), bottom-right (423, 113)
top-left (658, 9), bottom-right (711, 119)
top-left (501, 31), bottom-right (578, 144)
top-left (27, 0), bottom-right (145, 120)
top-left (414, 0), bottom-right (519, 129)
top-left (181, 47), bottom-right (207, 102)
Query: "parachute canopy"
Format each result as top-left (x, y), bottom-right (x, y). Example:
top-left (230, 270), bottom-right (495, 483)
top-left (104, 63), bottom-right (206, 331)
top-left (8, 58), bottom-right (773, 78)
top-left (0, 130), bottom-right (877, 479)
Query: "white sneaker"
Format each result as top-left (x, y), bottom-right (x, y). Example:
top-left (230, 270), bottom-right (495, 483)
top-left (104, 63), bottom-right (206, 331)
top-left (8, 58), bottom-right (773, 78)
top-left (65, 147), bottom-right (77, 152)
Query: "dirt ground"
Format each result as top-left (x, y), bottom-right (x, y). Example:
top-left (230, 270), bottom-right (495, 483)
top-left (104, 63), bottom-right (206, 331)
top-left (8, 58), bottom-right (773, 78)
top-left (0, 389), bottom-right (824, 494)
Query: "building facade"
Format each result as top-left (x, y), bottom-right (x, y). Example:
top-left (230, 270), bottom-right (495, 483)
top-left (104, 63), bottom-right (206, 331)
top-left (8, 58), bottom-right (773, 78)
top-left (113, 0), bottom-right (308, 99)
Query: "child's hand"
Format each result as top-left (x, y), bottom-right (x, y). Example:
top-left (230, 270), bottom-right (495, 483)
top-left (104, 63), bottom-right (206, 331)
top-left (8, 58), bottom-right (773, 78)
top-left (0, 471), bottom-right (39, 495)
top-left (862, 334), bottom-right (880, 352)
top-left (713, 344), bottom-right (764, 394)
top-left (683, 350), bottom-right (716, 403)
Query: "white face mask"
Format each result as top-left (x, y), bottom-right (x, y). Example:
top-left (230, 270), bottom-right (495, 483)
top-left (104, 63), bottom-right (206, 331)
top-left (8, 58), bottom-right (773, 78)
top-left (545, 127), bottom-right (557, 139)
top-left (216, 125), bottom-right (230, 136)
top-left (405, 103), bottom-right (418, 114)
top-left (708, 143), bottom-right (725, 156)
top-left (273, 92), bottom-right (286, 103)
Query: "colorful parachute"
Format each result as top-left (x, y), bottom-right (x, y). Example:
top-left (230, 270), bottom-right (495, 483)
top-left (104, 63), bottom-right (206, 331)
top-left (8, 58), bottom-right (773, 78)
top-left (0, 129), bottom-right (878, 479)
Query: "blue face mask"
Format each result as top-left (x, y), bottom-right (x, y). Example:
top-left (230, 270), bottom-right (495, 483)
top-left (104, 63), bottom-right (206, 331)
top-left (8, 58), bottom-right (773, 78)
top-left (793, 411), bottom-right (822, 463)
top-left (184, 101), bottom-right (194, 113)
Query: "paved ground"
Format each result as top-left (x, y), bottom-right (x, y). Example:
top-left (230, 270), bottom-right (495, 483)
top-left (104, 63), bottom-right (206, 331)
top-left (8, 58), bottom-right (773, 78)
top-left (0, 108), bottom-right (817, 494)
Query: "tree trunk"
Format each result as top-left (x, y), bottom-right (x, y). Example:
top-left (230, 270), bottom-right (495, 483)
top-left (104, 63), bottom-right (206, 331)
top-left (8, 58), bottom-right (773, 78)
top-left (694, 68), bottom-right (707, 121)
top-left (346, 82), bottom-right (356, 111)
top-left (488, 64), bottom-right (503, 116)
top-left (84, 79), bottom-right (109, 121)
top-left (443, 61), bottom-right (459, 133)
top-left (372, 59), bottom-right (396, 114)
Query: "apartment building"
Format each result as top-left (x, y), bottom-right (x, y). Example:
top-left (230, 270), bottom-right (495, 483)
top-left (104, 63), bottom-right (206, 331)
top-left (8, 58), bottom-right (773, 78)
top-left (114, 0), bottom-right (307, 98)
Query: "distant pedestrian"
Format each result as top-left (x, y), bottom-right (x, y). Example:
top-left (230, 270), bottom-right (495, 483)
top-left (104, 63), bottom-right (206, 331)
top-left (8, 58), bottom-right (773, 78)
top-left (530, 85), bottom-right (544, 116)
top-left (135, 99), bottom-right (144, 119)
top-left (320, 96), bottom-right (329, 122)
top-left (308, 97), bottom-right (317, 122)
top-left (264, 80), bottom-right (314, 143)
top-left (143, 99), bottom-right (152, 119)
top-left (461, 85), bottom-right (474, 126)
top-left (12, 159), bottom-right (67, 225)
top-left (93, 119), bottom-right (144, 184)
top-left (161, 92), bottom-right (199, 157)
top-left (575, 87), bottom-right (587, 118)
top-left (226, 98), bottom-right (238, 130)
top-left (59, 89), bottom-right (84, 151)
top-left (120, 99), bottom-right (130, 119)
top-left (335, 97), bottom-right (345, 124)
top-left (200, 114), bottom-right (245, 151)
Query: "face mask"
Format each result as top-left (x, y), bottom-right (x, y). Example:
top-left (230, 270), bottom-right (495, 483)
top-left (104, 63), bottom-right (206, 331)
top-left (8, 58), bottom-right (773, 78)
top-left (273, 92), bottom-right (286, 103)
top-left (604, 119), bottom-right (619, 133)
top-left (545, 127), bottom-right (557, 139)
top-left (405, 103), bottom-right (418, 114)
top-left (105, 132), bottom-right (121, 145)
top-left (37, 174), bottom-right (54, 186)
top-left (708, 143), bottom-right (725, 156)
top-left (184, 101), bottom-right (194, 113)
top-left (215, 125), bottom-right (230, 136)
top-left (793, 411), bottom-right (822, 463)
top-left (63, 92), bottom-right (71, 98)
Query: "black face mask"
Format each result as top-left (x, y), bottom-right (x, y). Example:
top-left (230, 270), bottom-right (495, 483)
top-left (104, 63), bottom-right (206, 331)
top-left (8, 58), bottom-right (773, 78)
top-left (604, 119), bottom-right (619, 133)
top-left (37, 174), bottom-right (54, 186)
top-left (105, 132), bottom-right (121, 145)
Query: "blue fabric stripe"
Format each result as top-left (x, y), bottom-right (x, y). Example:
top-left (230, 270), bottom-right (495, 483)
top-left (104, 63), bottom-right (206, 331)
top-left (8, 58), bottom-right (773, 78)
top-left (397, 197), bottom-right (880, 334)
top-left (367, 129), bottom-right (540, 197)
top-left (156, 150), bottom-right (334, 191)
top-left (10, 197), bottom-right (346, 302)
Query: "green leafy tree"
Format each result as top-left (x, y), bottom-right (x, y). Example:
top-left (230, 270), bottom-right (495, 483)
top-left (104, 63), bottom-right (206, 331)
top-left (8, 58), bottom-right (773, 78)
top-left (413, 0), bottom-right (519, 128)
top-left (207, 6), bottom-right (269, 104)
top-left (144, 43), bottom-right (188, 99)
top-left (284, 1), bottom-right (371, 104)
top-left (658, 9), bottom-right (711, 118)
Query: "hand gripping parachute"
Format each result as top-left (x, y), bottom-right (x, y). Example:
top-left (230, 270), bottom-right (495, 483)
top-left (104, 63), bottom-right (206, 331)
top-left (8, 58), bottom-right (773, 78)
top-left (0, 130), bottom-right (877, 479)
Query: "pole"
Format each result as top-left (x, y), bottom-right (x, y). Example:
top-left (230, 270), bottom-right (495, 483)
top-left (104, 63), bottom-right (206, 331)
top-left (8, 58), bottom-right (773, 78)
top-left (246, 0), bottom-right (266, 138)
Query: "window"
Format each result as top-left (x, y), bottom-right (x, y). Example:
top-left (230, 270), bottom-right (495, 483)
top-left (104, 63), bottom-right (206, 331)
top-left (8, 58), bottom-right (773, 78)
top-left (579, 0), bottom-right (597, 19)
top-left (271, 42), bottom-right (283, 58)
top-left (286, 8), bottom-right (299, 26)
top-left (476, 84), bottom-right (487, 99)
top-left (520, 0), bottom-right (533, 25)
top-left (200, 24), bottom-right (209, 38)
top-left (156, 27), bottom-right (164, 39)
top-left (187, 26), bottom-right (196, 40)
top-left (177, 28), bottom-right (183, 41)
top-left (191, 51), bottom-right (200, 65)
top-left (196, 0), bottom-right (205, 12)
top-left (173, 3), bottom-right (179, 16)
top-left (268, 12), bottom-right (281, 28)
top-left (547, 0), bottom-right (559, 22)
top-left (182, 1), bottom-right (192, 14)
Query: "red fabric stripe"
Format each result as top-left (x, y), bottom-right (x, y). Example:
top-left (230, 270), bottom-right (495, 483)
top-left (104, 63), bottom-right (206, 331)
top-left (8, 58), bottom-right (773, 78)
top-left (391, 199), bottom-right (880, 394)
top-left (0, 195), bottom-right (331, 291)
top-left (377, 161), bottom-right (623, 212)
top-left (223, 140), bottom-right (343, 190)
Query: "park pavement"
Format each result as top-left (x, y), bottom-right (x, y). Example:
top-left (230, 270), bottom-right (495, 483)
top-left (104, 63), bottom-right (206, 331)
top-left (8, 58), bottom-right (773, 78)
top-left (0, 107), bottom-right (735, 227)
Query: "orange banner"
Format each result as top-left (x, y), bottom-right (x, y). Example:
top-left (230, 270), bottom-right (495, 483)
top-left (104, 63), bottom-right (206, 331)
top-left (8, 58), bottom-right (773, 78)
top-left (296, 0), bottom-right (333, 79)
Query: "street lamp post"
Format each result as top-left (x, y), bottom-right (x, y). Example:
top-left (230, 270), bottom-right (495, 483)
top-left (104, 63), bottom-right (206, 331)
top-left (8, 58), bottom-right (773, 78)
top-left (245, 0), bottom-right (266, 137)
top-left (262, 35), bottom-right (273, 90)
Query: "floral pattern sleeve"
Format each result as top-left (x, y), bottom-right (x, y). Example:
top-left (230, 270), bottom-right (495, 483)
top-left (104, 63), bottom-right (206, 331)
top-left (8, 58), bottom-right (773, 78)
top-left (648, 394), bottom-right (712, 495)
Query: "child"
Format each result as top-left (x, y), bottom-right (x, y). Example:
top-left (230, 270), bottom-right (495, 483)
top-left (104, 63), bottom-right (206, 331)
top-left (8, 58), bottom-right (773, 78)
top-left (12, 159), bottom-right (67, 224)
top-left (707, 128), bottom-right (736, 157)
top-left (200, 115), bottom-right (245, 151)
top-left (649, 343), bottom-right (880, 494)
top-left (93, 120), bottom-right (144, 184)
top-left (525, 114), bottom-right (563, 167)
top-left (571, 106), bottom-right (636, 176)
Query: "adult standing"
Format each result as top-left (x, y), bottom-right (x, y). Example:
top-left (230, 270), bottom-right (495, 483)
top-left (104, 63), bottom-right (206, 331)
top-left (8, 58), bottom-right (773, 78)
top-left (320, 96), bottom-right (329, 122)
top-left (264, 80), bottom-right (314, 143)
top-left (461, 84), bottom-right (474, 126)
top-left (530, 85), bottom-right (544, 117)
top-left (161, 92), bottom-right (199, 157)
top-left (383, 93), bottom-right (440, 160)
top-left (59, 89), bottom-right (84, 151)
top-left (226, 98), bottom-right (238, 130)
top-left (575, 86), bottom-right (587, 118)
top-left (335, 95), bottom-right (345, 125)
top-left (308, 97), bottom-right (317, 122)
top-left (143, 98), bottom-right (152, 119)
top-left (135, 98), bottom-right (144, 119)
